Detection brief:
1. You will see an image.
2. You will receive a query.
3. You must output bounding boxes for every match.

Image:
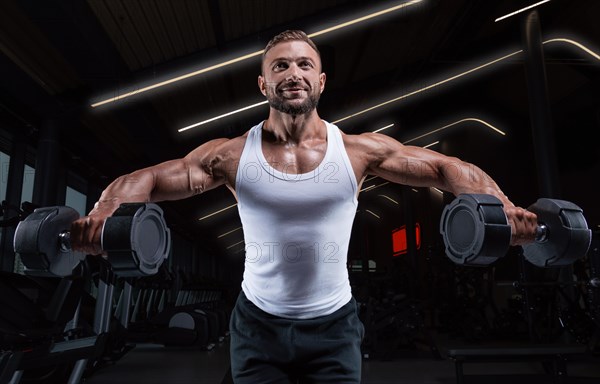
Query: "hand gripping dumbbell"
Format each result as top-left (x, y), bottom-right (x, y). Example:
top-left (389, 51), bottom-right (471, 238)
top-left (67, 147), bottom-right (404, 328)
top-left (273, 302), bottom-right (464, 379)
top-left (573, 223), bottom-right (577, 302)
top-left (439, 194), bottom-right (591, 268)
top-left (14, 203), bottom-right (171, 277)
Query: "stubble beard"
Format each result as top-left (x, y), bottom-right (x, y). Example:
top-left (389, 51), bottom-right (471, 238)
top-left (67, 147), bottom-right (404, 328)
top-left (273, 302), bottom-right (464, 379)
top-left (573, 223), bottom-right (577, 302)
top-left (266, 81), bottom-right (321, 116)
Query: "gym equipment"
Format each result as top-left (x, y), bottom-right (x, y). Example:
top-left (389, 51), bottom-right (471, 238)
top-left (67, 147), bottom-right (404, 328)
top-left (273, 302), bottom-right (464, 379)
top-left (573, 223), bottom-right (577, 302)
top-left (4, 259), bottom-right (122, 384)
top-left (448, 344), bottom-right (587, 384)
top-left (522, 199), bottom-right (591, 267)
top-left (0, 351), bottom-right (22, 384)
top-left (439, 194), bottom-right (511, 266)
top-left (14, 203), bottom-right (171, 277)
top-left (0, 269), bottom-right (106, 384)
top-left (153, 311), bottom-right (212, 348)
top-left (102, 203), bottom-right (171, 277)
top-left (14, 206), bottom-right (85, 277)
top-left (440, 194), bottom-right (591, 267)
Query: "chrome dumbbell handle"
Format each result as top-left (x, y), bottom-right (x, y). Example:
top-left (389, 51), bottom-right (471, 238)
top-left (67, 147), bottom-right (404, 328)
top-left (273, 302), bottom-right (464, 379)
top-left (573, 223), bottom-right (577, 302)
top-left (59, 231), bottom-right (72, 252)
top-left (535, 223), bottom-right (548, 243)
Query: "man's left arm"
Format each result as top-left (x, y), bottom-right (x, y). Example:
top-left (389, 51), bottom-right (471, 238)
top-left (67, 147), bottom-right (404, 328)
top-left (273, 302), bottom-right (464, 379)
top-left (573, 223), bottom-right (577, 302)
top-left (354, 132), bottom-right (537, 245)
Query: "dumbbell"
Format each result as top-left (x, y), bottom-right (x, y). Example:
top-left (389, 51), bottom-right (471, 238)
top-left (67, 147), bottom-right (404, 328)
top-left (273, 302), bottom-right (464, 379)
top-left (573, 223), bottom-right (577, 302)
top-left (14, 203), bottom-right (171, 277)
top-left (439, 194), bottom-right (591, 268)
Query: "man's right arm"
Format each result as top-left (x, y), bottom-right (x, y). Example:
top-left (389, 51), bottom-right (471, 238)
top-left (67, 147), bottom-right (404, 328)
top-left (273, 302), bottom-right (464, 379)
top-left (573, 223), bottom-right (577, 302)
top-left (71, 138), bottom-right (233, 254)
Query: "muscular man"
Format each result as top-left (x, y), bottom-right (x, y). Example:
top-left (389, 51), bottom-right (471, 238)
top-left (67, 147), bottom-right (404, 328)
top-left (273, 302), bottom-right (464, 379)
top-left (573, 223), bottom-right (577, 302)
top-left (72, 30), bottom-right (537, 383)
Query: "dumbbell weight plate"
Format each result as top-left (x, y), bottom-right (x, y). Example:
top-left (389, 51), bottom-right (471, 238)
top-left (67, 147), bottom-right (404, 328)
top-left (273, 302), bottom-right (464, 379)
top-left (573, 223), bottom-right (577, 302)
top-left (440, 194), bottom-right (512, 266)
top-left (101, 203), bottom-right (170, 277)
top-left (14, 206), bottom-right (86, 277)
top-left (522, 198), bottom-right (591, 268)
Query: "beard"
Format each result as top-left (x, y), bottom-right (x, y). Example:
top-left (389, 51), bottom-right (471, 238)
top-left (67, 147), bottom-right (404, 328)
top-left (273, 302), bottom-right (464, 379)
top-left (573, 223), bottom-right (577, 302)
top-left (265, 80), bottom-right (321, 116)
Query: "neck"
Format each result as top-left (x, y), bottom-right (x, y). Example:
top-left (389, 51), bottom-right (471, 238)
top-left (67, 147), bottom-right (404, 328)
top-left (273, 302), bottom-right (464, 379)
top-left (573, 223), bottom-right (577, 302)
top-left (263, 108), bottom-right (323, 144)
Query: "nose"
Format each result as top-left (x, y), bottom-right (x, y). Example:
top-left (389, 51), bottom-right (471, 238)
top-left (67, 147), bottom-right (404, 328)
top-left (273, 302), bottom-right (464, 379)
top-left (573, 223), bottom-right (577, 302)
top-left (285, 63), bottom-right (302, 82)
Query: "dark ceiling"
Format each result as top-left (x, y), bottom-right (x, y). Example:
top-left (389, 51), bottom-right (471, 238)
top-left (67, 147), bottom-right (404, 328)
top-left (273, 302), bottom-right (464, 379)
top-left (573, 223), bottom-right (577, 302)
top-left (0, 0), bottom-right (599, 256)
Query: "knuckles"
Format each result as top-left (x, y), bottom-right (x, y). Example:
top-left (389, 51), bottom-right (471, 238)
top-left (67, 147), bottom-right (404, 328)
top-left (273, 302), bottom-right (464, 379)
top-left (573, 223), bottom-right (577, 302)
top-left (70, 216), bottom-right (105, 255)
top-left (506, 206), bottom-right (538, 246)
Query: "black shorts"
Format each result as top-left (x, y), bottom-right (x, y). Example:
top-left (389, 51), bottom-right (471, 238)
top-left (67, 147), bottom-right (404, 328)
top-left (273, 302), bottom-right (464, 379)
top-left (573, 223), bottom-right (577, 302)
top-left (229, 292), bottom-right (365, 384)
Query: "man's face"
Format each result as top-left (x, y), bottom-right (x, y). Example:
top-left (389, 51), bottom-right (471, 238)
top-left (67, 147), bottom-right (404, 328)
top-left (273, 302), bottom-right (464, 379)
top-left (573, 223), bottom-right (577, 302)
top-left (259, 40), bottom-right (326, 116)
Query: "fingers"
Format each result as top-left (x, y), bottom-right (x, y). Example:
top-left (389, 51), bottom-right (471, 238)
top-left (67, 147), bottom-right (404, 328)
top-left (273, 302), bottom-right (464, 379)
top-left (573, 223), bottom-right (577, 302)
top-left (506, 206), bottom-right (538, 246)
top-left (71, 215), bottom-right (105, 255)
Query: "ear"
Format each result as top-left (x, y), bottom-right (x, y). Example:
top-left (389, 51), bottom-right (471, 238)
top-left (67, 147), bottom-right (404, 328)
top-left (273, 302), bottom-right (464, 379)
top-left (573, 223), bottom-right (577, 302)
top-left (319, 72), bottom-right (326, 94)
top-left (258, 75), bottom-right (267, 96)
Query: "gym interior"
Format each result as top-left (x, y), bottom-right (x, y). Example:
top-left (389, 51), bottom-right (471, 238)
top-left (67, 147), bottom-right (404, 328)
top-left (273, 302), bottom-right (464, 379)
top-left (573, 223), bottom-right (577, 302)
top-left (1, 0), bottom-right (600, 383)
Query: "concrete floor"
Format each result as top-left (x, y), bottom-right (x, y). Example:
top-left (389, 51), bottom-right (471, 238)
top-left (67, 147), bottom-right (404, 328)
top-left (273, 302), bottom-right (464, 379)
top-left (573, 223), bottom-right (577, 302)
top-left (82, 339), bottom-right (600, 384)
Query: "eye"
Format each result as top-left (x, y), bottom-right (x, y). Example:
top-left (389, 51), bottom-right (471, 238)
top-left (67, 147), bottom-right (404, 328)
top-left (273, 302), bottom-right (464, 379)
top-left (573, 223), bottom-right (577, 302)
top-left (273, 62), bottom-right (288, 71)
top-left (299, 61), bottom-right (313, 68)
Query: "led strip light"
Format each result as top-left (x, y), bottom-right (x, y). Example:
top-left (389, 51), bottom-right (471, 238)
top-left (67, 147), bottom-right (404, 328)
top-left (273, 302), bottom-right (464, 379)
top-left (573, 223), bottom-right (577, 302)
top-left (178, 38), bottom-right (600, 132)
top-left (218, 226), bottom-right (242, 238)
top-left (332, 38), bottom-right (599, 125)
top-left (365, 210), bottom-right (381, 219)
top-left (402, 118), bottom-right (505, 144)
top-left (495, 0), bottom-right (552, 23)
top-left (423, 141), bottom-right (439, 149)
top-left (379, 194), bottom-right (399, 204)
top-left (198, 203), bottom-right (237, 221)
top-left (90, 0), bottom-right (424, 108)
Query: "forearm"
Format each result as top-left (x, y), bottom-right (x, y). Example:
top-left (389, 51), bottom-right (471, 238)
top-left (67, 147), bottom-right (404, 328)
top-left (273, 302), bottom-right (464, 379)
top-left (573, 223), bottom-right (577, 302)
top-left (438, 160), bottom-right (515, 208)
top-left (440, 159), bottom-right (540, 245)
top-left (89, 169), bottom-right (157, 216)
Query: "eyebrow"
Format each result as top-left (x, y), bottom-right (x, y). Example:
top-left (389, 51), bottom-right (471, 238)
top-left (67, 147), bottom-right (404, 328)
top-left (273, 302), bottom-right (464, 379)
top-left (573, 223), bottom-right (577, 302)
top-left (269, 56), bottom-right (316, 65)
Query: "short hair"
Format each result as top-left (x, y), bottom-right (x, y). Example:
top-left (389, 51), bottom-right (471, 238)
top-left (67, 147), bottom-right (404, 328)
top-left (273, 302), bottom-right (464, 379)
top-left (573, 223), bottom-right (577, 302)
top-left (262, 30), bottom-right (321, 71)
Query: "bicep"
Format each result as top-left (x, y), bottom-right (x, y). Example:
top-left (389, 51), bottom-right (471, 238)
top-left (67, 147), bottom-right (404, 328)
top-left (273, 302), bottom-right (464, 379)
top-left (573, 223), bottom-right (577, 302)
top-left (150, 139), bottom-right (230, 201)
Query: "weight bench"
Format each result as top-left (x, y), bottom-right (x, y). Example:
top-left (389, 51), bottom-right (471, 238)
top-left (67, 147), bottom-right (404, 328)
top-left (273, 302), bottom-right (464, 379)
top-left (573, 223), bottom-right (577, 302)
top-left (446, 344), bottom-right (587, 384)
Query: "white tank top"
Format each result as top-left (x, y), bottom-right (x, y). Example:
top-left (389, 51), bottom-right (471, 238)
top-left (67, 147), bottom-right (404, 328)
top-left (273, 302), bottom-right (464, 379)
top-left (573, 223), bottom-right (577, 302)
top-left (235, 120), bottom-right (358, 319)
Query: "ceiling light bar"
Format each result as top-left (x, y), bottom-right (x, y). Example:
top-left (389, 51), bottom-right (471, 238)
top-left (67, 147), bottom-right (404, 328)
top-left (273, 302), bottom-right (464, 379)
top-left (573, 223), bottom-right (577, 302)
top-left (226, 240), bottom-right (245, 249)
top-left (543, 38), bottom-right (600, 61)
top-left (183, 45), bottom-right (507, 132)
top-left (403, 118), bottom-right (505, 145)
top-left (177, 37), bottom-right (599, 133)
top-left (365, 210), bottom-right (380, 219)
top-left (329, 38), bottom-right (600, 124)
top-left (198, 203), bottom-right (237, 221)
top-left (431, 187), bottom-right (444, 195)
top-left (179, 101), bottom-right (268, 133)
top-left (360, 181), bottom-right (390, 193)
top-left (310, 0), bottom-right (423, 39)
top-left (423, 141), bottom-right (439, 149)
top-left (373, 123), bottom-right (395, 133)
top-left (379, 194), bottom-right (399, 204)
top-left (495, 0), bottom-right (551, 23)
top-left (232, 245), bottom-right (247, 254)
top-left (332, 50), bottom-right (523, 125)
top-left (91, 50), bottom-right (264, 108)
top-left (91, 0), bottom-right (423, 108)
top-left (218, 226), bottom-right (242, 238)
top-left (360, 185), bottom-right (376, 193)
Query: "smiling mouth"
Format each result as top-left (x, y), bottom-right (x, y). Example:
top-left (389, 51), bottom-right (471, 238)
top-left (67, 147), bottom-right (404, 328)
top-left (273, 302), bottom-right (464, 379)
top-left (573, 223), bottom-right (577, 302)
top-left (281, 87), bottom-right (306, 92)
top-left (279, 88), bottom-right (307, 99)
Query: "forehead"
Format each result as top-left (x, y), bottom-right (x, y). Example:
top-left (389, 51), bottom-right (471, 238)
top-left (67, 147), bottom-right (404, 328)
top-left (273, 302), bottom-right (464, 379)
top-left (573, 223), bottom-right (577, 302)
top-left (263, 40), bottom-right (321, 66)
